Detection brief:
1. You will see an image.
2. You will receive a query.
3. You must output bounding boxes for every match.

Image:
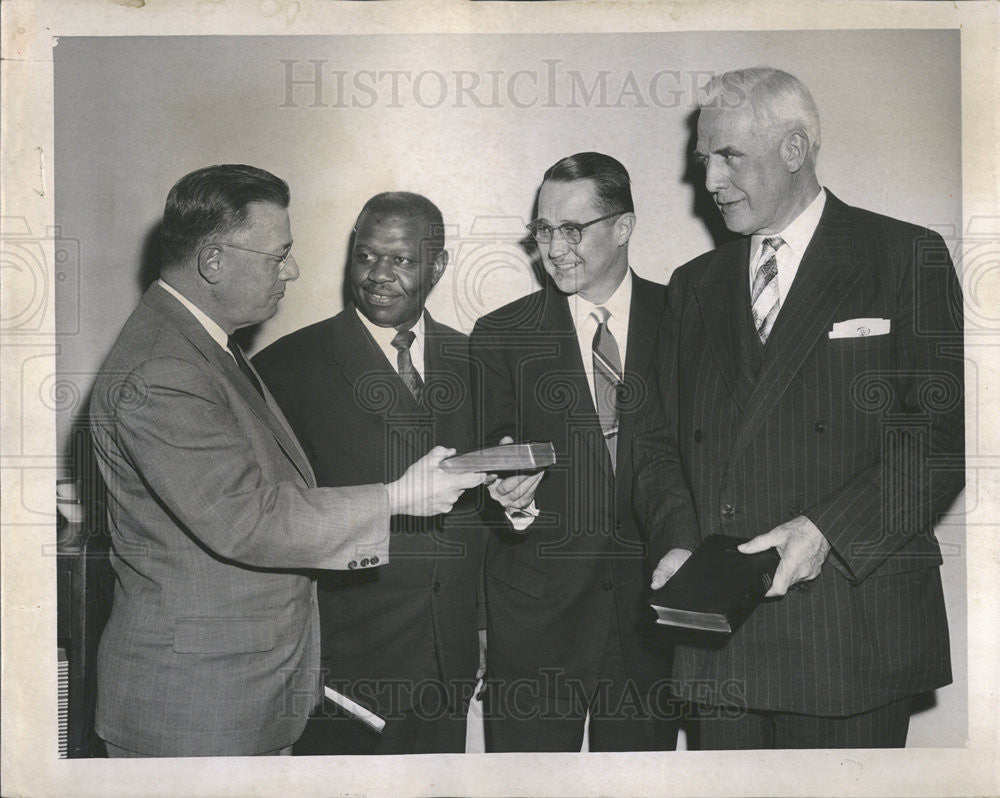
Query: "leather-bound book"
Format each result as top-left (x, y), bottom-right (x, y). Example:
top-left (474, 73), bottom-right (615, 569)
top-left (650, 535), bottom-right (780, 633)
top-left (440, 442), bottom-right (556, 473)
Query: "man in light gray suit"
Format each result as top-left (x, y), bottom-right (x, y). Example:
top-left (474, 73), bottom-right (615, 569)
top-left (88, 164), bottom-right (484, 757)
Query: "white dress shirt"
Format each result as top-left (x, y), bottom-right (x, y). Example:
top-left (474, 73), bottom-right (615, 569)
top-left (157, 279), bottom-right (232, 358)
top-left (566, 269), bottom-right (632, 409)
top-left (507, 271), bottom-right (633, 530)
top-left (748, 188), bottom-right (827, 314)
top-left (356, 308), bottom-right (426, 379)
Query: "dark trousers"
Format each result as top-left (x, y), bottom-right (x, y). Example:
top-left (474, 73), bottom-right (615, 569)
top-left (693, 697), bottom-right (913, 749)
top-left (484, 618), bottom-right (679, 752)
top-left (293, 705), bottom-right (468, 755)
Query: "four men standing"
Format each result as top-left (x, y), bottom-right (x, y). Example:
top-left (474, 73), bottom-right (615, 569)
top-left (89, 67), bottom-right (964, 756)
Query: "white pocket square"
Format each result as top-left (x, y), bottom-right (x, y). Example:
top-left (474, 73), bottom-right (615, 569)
top-left (828, 318), bottom-right (891, 339)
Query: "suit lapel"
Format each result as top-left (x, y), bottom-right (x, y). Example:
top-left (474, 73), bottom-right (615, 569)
top-left (533, 289), bottom-right (614, 484)
top-left (618, 274), bottom-right (660, 467)
top-left (330, 306), bottom-right (427, 462)
top-left (692, 239), bottom-right (754, 414)
top-left (145, 284), bottom-right (315, 485)
top-left (728, 193), bottom-right (865, 461)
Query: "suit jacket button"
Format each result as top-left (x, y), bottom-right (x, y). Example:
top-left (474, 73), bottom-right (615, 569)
top-left (348, 560), bottom-right (357, 570)
top-left (602, 580), bottom-right (614, 592)
top-left (814, 420), bottom-right (827, 432)
top-left (370, 556), bottom-right (379, 565)
top-left (693, 430), bottom-right (703, 442)
top-left (721, 504), bottom-right (735, 519)
top-left (432, 581), bottom-right (442, 594)
top-left (613, 521), bottom-right (623, 532)
top-left (360, 558), bottom-right (369, 567)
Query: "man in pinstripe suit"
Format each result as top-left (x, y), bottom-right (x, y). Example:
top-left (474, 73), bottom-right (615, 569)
top-left (635, 68), bottom-right (964, 748)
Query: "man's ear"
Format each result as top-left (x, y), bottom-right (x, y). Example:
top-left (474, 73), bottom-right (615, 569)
top-left (781, 129), bottom-right (810, 173)
top-left (615, 213), bottom-right (636, 246)
top-left (197, 245), bottom-right (224, 285)
top-left (430, 249), bottom-right (448, 286)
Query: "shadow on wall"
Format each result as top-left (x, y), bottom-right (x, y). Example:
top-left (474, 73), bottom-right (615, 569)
top-left (682, 108), bottom-right (735, 252)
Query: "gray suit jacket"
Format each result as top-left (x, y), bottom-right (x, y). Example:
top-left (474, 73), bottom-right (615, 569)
top-left (89, 283), bottom-right (390, 756)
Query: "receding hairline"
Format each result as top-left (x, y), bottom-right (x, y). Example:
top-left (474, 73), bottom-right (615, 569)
top-left (697, 67), bottom-right (821, 153)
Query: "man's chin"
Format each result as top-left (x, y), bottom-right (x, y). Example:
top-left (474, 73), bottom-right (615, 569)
top-left (358, 303), bottom-right (411, 328)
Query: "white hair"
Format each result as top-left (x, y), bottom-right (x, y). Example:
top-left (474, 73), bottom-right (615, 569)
top-left (699, 67), bottom-right (821, 156)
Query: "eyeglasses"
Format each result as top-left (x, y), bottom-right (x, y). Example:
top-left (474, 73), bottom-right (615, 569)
top-left (214, 241), bottom-right (293, 267)
top-left (526, 211), bottom-right (625, 245)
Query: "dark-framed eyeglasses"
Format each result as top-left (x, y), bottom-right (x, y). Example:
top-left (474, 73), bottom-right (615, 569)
top-left (526, 211), bottom-right (625, 245)
top-left (213, 241), bottom-right (294, 267)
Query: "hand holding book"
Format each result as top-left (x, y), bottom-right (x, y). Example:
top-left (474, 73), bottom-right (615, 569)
top-left (472, 435), bottom-right (555, 512)
top-left (737, 515), bottom-right (830, 597)
top-left (649, 535), bottom-right (780, 633)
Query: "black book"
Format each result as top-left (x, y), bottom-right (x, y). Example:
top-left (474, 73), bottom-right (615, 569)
top-left (649, 535), bottom-right (780, 633)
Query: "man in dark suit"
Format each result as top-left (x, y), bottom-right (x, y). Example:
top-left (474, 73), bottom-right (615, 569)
top-left (89, 167), bottom-right (484, 757)
top-left (469, 152), bottom-right (677, 752)
top-left (635, 67), bottom-right (965, 748)
top-left (253, 192), bottom-right (485, 754)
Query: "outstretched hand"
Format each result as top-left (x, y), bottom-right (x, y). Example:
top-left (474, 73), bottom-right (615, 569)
top-left (387, 446), bottom-right (487, 517)
top-left (739, 515), bottom-right (830, 597)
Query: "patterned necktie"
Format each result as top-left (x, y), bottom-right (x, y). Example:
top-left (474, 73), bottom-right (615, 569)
top-left (391, 329), bottom-right (423, 402)
top-left (591, 306), bottom-right (623, 466)
top-left (226, 336), bottom-right (264, 399)
top-left (751, 236), bottom-right (785, 344)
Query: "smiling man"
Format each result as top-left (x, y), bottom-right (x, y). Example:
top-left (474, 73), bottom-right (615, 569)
top-left (253, 192), bottom-right (486, 754)
top-left (469, 152), bottom-right (678, 752)
top-left (635, 67), bottom-right (965, 749)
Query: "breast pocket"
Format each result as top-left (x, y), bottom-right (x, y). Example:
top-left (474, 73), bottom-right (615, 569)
top-left (826, 332), bottom-right (892, 354)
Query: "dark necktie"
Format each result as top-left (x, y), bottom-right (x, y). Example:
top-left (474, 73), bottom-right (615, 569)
top-left (751, 236), bottom-right (785, 343)
top-left (226, 336), bottom-right (264, 399)
top-left (591, 306), bottom-right (622, 467)
top-left (391, 329), bottom-right (423, 402)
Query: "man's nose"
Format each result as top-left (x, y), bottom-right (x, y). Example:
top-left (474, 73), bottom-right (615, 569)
top-left (705, 158), bottom-right (728, 194)
top-left (370, 256), bottom-right (396, 283)
top-left (546, 231), bottom-right (571, 259)
top-left (279, 253), bottom-right (299, 281)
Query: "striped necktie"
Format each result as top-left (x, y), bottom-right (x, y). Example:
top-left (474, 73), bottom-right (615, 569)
top-left (751, 236), bottom-right (785, 344)
top-left (591, 306), bottom-right (622, 466)
top-left (391, 329), bottom-right (423, 402)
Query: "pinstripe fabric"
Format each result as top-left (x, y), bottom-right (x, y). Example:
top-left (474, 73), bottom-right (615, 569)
top-left (695, 696), bottom-right (912, 749)
top-left (89, 284), bottom-right (392, 756)
top-left (636, 193), bottom-right (964, 717)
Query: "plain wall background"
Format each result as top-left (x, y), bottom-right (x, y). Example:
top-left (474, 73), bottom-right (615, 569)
top-left (52, 30), bottom-right (965, 747)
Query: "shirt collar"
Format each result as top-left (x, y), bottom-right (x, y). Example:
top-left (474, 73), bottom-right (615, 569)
top-left (751, 187), bottom-right (826, 262)
top-left (157, 278), bottom-right (230, 353)
top-left (355, 306), bottom-right (426, 350)
top-left (568, 269), bottom-right (632, 330)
